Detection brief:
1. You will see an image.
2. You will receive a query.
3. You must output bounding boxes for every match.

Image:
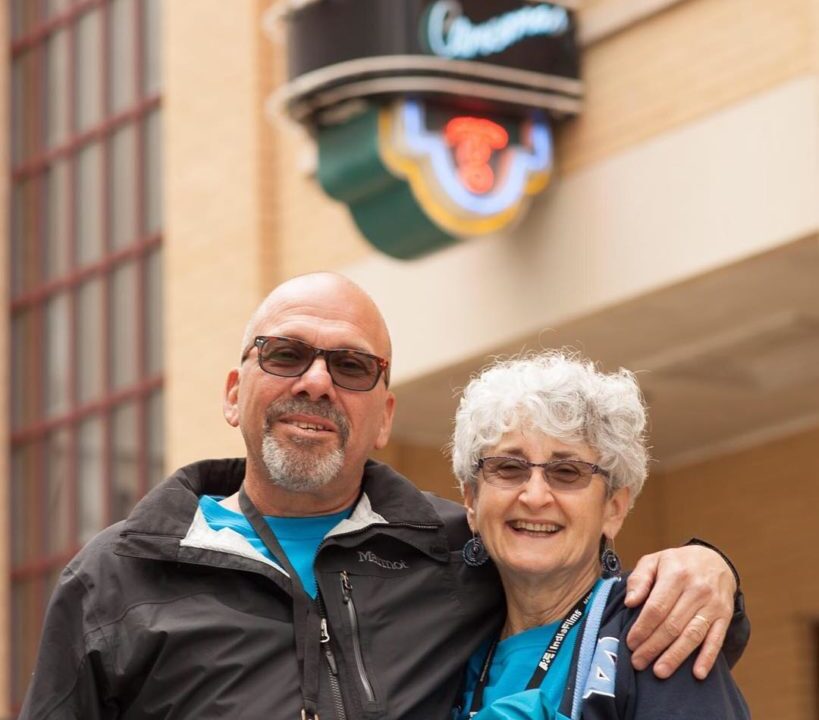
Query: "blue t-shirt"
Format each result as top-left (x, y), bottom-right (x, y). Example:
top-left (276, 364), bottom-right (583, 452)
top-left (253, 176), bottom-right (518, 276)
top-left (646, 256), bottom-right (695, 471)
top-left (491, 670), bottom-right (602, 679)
top-left (456, 580), bottom-right (604, 720)
top-left (198, 495), bottom-right (352, 598)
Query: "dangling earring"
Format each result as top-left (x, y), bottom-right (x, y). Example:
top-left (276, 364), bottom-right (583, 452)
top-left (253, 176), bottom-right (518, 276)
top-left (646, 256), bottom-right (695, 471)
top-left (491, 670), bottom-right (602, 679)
top-left (600, 536), bottom-right (622, 578)
top-left (463, 534), bottom-right (489, 567)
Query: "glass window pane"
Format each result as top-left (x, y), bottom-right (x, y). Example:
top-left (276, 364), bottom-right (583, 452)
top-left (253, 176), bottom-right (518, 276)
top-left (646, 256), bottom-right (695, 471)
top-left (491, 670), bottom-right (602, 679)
top-left (46, 0), bottom-right (73, 18)
top-left (11, 442), bottom-right (41, 566)
top-left (110, 0), bottom-right (137, 113)
top-left (11, 309), bottom-right (40, 429)
top-left (111, 124), bottom-right (138, 250)
top-left (46, 0), bottom-right (73, 19)
top-left (76, 278), bottom-right (104, 404)
top-left (45, 160), bottom-right (71, 280)
top-left (143, 0), bottom-right (161, 95)
top-left (112, 402), bottom-right (140, 521)
top-left (11, 0), bottom-right (40, 39)
top-left (75, 142), bottom-right (104, 267)
top-left (45, 292), bottom-right (71, 418)
top-left (78, 415), bottom-right (105, 544)
top-left (145, 249), bottom-right (163, 375)
top-left (46, 29), bottom-right (70, 150)
top-left (11, 176), bottom-right (41, 296)
top-left (75, 9), bottom-right (103, 133)
top-left (11, 578), bottom-right (43, 708)
top-left (147, 390), bottom-right (164, 487)
top-left (45, 429), bottom-right (73, 555)
top-left (111, 262), bottom-right (138, 389)
top-left (12, 50), bottom-right (42, 165)
top-left (144, 109), bottom-right (162, 234)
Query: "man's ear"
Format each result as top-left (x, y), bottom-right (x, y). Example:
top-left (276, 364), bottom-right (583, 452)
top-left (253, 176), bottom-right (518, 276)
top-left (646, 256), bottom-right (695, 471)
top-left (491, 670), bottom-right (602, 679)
top-left (602, 487), bottom-right (630, 540)
top-left (373, 391), bottom-right (396, 450)
top-left (223, 368), bottom-right (241, 427)
top-left (463, 483), bottom-right (477, 533)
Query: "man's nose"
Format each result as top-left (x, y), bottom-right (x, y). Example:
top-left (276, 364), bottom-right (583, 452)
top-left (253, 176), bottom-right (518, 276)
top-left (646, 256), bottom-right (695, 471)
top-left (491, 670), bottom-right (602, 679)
top-left (290, 356), bottom-right (336, 401)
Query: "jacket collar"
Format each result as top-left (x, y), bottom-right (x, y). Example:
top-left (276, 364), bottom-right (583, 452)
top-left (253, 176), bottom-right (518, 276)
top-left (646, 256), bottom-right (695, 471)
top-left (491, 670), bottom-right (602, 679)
top-left (116, 457), bottom-right (444, 552)
top-left (120, 458), bottom-right (247, 540)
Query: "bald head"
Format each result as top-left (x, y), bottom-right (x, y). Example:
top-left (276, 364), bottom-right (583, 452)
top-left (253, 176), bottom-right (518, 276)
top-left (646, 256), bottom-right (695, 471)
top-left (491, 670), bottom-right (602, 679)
top-left (241, 272), bottom-right (392, 365)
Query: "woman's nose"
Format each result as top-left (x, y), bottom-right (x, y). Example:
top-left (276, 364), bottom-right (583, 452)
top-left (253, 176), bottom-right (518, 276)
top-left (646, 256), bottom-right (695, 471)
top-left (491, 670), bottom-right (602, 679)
top-left (518, 468), bottom-right (555, 508)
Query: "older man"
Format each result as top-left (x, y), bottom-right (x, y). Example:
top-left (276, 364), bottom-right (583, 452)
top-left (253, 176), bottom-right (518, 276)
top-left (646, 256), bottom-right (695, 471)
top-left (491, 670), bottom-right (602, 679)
top-left (21, 273), bottom-right (747, 719)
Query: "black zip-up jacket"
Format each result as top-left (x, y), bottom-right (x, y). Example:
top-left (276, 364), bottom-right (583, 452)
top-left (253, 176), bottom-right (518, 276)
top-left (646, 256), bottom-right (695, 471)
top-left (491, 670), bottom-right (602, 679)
top-left (20, 458), bottom-right (749, 720)
top-left (20, 458), bottom-right (504, 719)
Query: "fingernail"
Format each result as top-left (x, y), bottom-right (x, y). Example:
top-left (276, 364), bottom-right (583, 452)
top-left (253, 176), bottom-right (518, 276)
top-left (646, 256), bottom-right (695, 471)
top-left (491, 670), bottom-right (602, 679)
top-left (654, 663), bottom-right (670, 678)
top-left (626, 590), bottom-right (636, 602)
top-left (632, 656), bottom-right (647, 670)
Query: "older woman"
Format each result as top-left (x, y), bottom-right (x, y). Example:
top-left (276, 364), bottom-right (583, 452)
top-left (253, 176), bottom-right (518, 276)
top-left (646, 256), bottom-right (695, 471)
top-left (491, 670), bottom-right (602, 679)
top-left (451, 352), bottom-right (749, 719)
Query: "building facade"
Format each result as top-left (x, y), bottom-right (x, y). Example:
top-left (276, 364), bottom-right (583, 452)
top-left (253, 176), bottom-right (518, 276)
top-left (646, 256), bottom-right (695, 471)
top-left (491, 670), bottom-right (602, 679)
top-left (3, 1), bottom-right (819, 718)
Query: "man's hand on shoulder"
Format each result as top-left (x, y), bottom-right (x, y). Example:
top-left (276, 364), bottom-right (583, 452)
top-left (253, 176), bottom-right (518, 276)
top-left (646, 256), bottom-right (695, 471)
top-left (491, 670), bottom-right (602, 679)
top-left (623, 544), bottom-right (737, 680)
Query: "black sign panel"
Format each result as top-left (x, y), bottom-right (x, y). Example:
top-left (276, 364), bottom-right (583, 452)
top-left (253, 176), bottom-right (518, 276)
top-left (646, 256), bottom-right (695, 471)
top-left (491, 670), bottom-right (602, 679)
top-left (280, 0), bottom-right (581, 124)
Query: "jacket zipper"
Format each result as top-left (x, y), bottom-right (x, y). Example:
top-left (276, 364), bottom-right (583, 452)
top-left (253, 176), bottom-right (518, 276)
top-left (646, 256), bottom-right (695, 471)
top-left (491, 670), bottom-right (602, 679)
top-left (340, 570), bottom-right (376, 703)
top-left (320, 616), bottom-right (347, 720)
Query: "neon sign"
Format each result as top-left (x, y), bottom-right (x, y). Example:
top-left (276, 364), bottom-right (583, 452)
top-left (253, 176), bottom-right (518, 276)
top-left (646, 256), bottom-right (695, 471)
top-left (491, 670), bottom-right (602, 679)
top-left (444, 117), bottom-right (509, 194)
top-left (424, 0), bottom-right (570, 60)
top-left (287, 0), bottom-right (581, 258)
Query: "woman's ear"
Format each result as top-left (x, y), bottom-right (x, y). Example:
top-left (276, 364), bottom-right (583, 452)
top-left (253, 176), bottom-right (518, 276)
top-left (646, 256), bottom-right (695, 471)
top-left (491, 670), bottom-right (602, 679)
top-left (602, 487), bottom-right (630, 540)
top-left (463, 483), bottom-right (478, 533)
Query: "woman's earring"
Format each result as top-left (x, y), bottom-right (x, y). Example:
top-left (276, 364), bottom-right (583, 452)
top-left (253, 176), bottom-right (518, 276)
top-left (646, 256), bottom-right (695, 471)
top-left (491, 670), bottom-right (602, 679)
top-left (600, 536), bottom-right (622, 578)
top-left (463, 534), bottom-right (489, 567)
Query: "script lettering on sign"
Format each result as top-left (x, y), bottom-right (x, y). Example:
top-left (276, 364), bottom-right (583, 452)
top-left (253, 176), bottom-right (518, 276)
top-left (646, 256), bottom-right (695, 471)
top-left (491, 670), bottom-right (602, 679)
top-left (424, 0), bottom-right (570, 60)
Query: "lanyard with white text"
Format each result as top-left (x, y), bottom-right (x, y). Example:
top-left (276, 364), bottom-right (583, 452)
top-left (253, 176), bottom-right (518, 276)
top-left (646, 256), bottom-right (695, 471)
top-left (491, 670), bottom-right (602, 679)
top-left (467, 586), bottom-right (594, 717)
top-left (239, 486), bottom-right (324, 720)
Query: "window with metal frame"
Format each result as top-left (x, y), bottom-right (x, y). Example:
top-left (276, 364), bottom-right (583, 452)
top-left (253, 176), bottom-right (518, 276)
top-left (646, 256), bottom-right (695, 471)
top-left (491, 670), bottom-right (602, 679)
top-left (8, 0), bottom-right (163, 710)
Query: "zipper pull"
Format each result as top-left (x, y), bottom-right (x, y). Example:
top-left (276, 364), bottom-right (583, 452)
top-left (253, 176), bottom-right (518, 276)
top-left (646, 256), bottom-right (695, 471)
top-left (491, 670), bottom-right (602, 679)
top-left (320, 618), bottom-right (339, 675)
top-left (340, 570), bottom-right (352, 603)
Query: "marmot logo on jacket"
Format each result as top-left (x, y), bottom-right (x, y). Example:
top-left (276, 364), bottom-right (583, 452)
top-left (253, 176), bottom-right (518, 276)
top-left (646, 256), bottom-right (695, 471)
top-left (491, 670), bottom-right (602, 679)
top-left (357, 550), bottom-right (409, 570)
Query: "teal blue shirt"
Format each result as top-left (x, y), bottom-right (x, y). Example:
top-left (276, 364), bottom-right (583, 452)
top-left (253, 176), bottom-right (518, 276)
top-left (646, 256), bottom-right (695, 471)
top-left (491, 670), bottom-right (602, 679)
top-left (198, 495), bottom-right (352, 598)
top-left (456, 579), bottom-right (604, 720)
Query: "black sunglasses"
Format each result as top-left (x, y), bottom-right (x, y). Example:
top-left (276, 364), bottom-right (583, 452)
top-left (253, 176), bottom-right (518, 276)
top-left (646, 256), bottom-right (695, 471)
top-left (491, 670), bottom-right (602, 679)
top-left (241, 336), bottom-right (390, 392)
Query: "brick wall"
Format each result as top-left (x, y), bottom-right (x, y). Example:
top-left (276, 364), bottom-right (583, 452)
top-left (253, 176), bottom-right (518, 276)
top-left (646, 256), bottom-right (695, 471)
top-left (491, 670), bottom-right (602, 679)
top-left (560, 0), bottom-right (814, 171)
top-left (652, 427), bottom-right (819, 719)
top-left (164, 0), bottom-right (270, 468)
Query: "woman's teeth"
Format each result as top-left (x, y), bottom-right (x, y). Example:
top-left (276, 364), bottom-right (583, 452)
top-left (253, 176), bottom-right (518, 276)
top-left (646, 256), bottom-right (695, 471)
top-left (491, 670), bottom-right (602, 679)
top-left (510, 521), bottom-right (561, 534)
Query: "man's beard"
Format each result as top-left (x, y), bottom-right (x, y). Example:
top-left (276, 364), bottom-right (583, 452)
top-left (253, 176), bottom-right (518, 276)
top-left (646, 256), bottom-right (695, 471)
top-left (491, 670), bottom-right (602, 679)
top-left (261, 398), bottom-right (350, 492)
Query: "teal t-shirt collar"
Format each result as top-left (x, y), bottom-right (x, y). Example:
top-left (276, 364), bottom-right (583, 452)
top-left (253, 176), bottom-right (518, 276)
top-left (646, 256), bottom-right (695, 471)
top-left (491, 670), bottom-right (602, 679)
top-left (198, 495), bottom-right (352, 598)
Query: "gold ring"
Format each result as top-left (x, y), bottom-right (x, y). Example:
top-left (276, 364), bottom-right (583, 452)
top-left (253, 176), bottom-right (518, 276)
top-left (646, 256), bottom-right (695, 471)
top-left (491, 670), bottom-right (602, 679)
top-left (693, 614), bottom-right (710, 625)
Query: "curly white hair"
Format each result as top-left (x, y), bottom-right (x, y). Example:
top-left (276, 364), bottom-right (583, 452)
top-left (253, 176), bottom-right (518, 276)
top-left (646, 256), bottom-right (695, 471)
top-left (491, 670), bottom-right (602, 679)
top-left (450, 350), bottom-right (649, 506)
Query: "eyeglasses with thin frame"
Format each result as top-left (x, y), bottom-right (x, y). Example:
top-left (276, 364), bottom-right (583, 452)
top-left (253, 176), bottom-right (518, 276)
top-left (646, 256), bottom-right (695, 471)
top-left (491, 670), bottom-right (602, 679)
top-left (477, 456), bottom-right (610, 491)
top-left (240, 336), bottom-right (390, 392)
